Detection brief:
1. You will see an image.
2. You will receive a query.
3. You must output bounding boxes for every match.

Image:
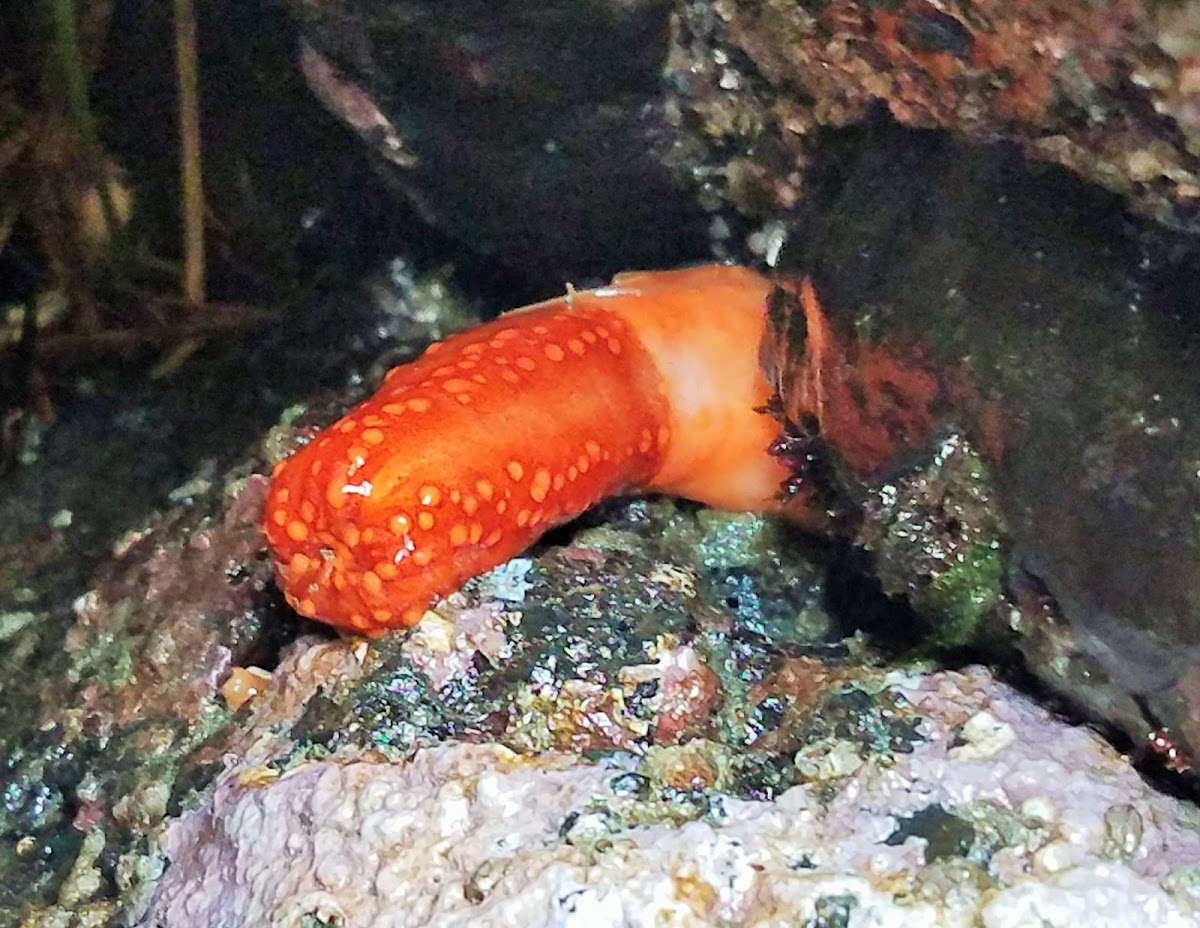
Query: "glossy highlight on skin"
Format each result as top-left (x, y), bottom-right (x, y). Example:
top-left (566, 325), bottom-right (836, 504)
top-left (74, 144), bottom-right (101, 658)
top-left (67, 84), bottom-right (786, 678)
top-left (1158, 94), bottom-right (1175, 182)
top-left (263, 265), bottom-right (788, 635)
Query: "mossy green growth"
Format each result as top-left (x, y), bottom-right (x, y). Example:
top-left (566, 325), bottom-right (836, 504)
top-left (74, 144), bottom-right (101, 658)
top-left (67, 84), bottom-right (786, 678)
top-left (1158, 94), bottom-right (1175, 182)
top-left (858, 433), bottom-right (1011, 651)
top-left (919, 541), bottom-right (1006, 649)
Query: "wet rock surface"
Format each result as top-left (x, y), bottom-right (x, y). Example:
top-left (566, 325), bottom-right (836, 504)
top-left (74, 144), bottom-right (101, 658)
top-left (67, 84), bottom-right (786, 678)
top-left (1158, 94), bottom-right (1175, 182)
top-left (762, 124), bottom-right (1200, 777)
top-left (0, 266), bottom-right (485, 924)
top-left (291, 0), bottom-right (1200, 280)
top-left (290, 0), bottom-right (712, 281)
top-left (667, 0), bottom-right (1200, 232)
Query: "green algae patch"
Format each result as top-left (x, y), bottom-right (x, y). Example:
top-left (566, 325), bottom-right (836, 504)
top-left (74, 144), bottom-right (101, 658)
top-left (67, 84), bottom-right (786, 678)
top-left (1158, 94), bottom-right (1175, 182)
top-left (921, 541), bottom-right (1007, 650)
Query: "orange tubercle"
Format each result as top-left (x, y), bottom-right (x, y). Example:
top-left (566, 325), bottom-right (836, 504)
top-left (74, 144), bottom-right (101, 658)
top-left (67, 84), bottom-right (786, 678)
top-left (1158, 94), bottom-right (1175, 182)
top-left (262, 265), bottom-right (788, 635)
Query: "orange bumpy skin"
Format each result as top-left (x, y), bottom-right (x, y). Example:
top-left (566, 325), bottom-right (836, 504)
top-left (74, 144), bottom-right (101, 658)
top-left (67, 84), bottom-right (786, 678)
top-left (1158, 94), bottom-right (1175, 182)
top-left (263, 265), bottom-right (788, 634)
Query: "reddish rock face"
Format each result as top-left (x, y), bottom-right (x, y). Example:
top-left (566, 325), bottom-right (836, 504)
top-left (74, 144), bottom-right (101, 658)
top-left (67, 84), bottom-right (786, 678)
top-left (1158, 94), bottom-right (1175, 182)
top-left (761, 127), bottom-right (1200, 774)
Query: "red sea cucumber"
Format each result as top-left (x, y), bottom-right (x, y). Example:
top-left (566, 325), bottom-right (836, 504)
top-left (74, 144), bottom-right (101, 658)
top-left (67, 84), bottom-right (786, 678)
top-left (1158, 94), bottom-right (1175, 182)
top-left (263, 265), bottom-right (788, 635)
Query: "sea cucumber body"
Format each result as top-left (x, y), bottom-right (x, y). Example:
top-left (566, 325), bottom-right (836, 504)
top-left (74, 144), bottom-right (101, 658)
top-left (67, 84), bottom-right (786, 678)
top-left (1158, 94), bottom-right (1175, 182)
top-left (263, 265), bottom-right (786, 634)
